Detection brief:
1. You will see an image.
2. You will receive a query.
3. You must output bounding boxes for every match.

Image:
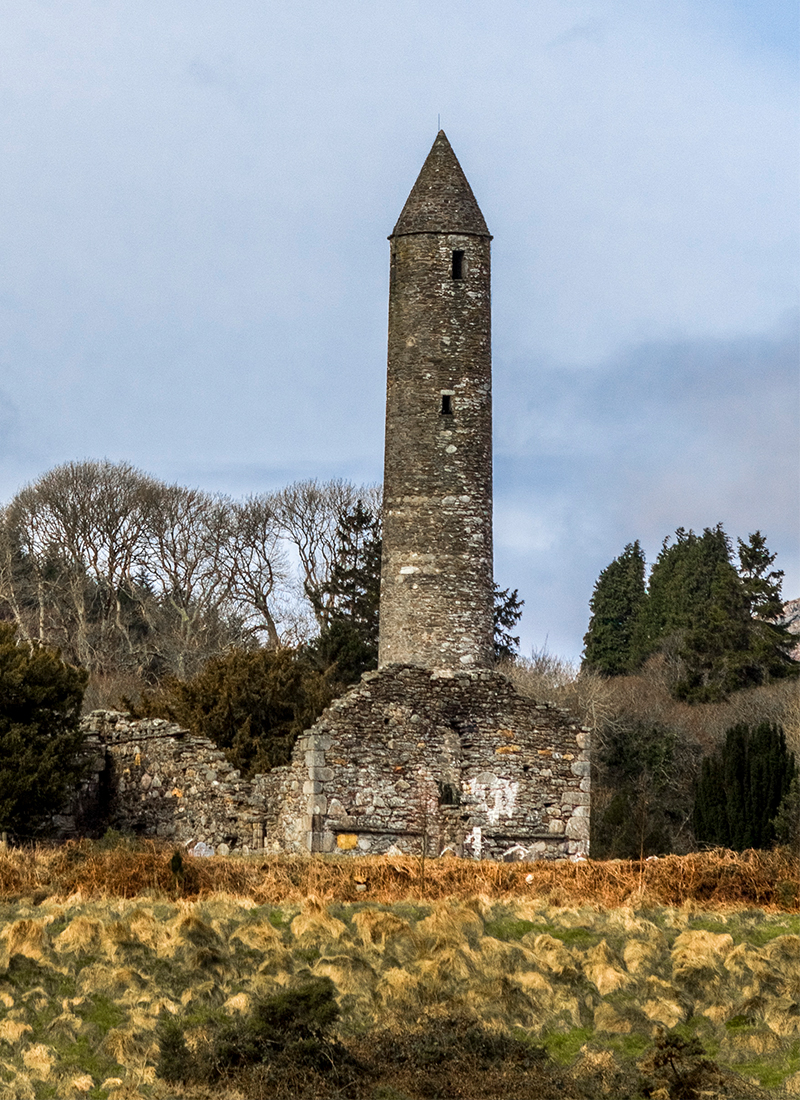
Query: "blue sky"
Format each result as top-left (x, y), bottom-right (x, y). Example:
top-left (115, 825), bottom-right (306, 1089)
top-left (0, 1), bottom-right (797, 660)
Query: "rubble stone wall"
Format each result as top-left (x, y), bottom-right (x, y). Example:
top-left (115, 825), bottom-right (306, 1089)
top-left (63, 667), bottom-right (590, 862)
top-left (66, 711), bottom-right (279, 854)
top-left (269, 665), bottom-right (591, 861)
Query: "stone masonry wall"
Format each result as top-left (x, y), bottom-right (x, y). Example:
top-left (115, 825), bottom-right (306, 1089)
top-left (60, 668), bottom-right (590, 862)
top-left (64, 711), bottom-right (283, 855)
top-left (269, 666), bottom-right (591, 861)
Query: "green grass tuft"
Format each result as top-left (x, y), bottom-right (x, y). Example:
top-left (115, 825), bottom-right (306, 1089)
top-left (78, 994), bottom-right (127, 1034)
top-left (484, 918), bottom-right (540, 941)
top-left (543, 1026), bottom-right (594, 1064)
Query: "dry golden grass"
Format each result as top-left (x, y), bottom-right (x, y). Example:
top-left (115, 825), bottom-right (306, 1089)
top-left (0, 843), bottom-right (796, 910)
top-left (0, 890), bottom-right (795, 1097)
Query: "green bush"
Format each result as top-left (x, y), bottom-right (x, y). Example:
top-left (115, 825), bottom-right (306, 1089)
top-left (209, 978), bottom-right (340, 1074)
top-left (156, 978), bottom-right (342, 1086)
top-left (155, 1010), bottom-right (193, 1083)
top-left (693, 722), bottom-right (797, 850)
top-left (132, 646), bottom-right (333, 778)
top-left (0, 621), bottom-right (88, 836)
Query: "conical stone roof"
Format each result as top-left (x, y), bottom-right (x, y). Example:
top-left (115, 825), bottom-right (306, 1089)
top-left (391, 131), bottom-right (490, 238)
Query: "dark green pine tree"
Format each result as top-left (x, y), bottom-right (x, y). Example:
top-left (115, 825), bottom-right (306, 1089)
top-left (627, 524), bottom-right (795, 702)
top-left (736, 530), bottom-right (798, 678)
top-left (582, 541), bottom-right (647, 675)
top-left (772, 775), bottom-right (800, 849)
top-left (493, 584), bottom-right (524, 662)
top-left (631, 526), bottom-right (734, 667)
top-left (693, 722), bottom-right (797, 850)
top-left (310, 501), bottom-right (382, 687)
top-left (737, 530), bottom-right (785, 619)
top-left (0, 623), bottom-right (88, 836)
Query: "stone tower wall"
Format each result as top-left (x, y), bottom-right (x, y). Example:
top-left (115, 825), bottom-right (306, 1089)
top-left (379, 135), bottom-right (494, 671)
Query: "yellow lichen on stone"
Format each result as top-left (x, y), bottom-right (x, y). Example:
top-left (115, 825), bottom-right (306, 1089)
top-left (337, 834), bottom-right (358, 850)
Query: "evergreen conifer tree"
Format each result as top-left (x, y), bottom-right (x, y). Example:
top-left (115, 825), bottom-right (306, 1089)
top-left (310, 501), bottom-right (381, 686)
top-left (582, 541), bottom-right (646, 675)
top-left (631, 526), bottom-right (734, 667)
top-left (136, 646), bottom-right (332, 778)
top-left (693, 722), bottom-right (797, 850)
top-left (616, 525), bottom-right (798, 701)
top-left (493, 584), bottom-right (524, 662)
top-left (0, 623), bottom-right (88, 835)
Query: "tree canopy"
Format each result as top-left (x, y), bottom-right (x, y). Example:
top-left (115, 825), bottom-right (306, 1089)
top-left (307, 500), bottom-right (382, 688)
top-left (583, 526), bottom-right (796, 702)
top-left (693, 722), bottom-right (797, 850)
top-left (493, 584), bottom-right (524, 662)
top-left (0, 623), bottom-right (88, 836)
top-left (582, 541), bottom-right (646, 676)
top-left (134, 647), bottom-right (333, 779)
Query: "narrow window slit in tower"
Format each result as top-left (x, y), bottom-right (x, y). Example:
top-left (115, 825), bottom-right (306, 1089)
top-left (451, 250), bottom-right (464, 280)
top-left (441, 394), bottom-right (453, 416)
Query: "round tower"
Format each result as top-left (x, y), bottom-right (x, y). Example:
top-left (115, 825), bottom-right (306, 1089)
top-left (378, 131), bottom-right (494, 670)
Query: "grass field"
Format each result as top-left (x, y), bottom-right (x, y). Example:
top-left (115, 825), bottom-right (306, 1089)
top-left (0, 846), bottom-right (796, 1099)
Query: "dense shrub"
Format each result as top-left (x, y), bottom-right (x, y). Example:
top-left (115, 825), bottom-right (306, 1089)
top-left (694, 722), bottom-right (797, 850)
top-left (157, 978), bottom-right (344, 1087)
top-left (132, 646), bottom-right (333, 777)
top-left (0, 621), bottom-right (88, 836)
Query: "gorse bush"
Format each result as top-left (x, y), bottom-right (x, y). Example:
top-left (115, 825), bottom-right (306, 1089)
top-left (156, 978), bottom-right (343, 1085)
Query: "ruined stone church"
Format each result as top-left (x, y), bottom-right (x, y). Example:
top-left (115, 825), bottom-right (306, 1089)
top-left (263, 132), bottom-right (591, 860)
top-left (79, 133), bottom-right (590, 860)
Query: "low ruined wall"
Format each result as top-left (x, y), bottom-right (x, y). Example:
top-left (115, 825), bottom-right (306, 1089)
top-left (62, 668), bottom-right (590, 862)
top-left (70, 711), bottom-right (280, 854)
top-left (269, 665), bottom-right (591, 861)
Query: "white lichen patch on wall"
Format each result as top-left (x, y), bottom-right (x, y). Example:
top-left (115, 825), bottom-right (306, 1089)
top-left (466, 774), bottom-right (519, 825)
top-left (270, 665), bottom-right (590, 861)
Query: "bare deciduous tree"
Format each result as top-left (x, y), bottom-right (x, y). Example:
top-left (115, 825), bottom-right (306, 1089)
top-left (5, 461), bottom-right (157, 669)
top-left (270, 479), bottom-right (381, 628)
top-left (137, 483), bottom-right (243, 677)
top-left (0, 462), bottom-right (384, 699)
top-left (227, 496), bottom-right (290, 648)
